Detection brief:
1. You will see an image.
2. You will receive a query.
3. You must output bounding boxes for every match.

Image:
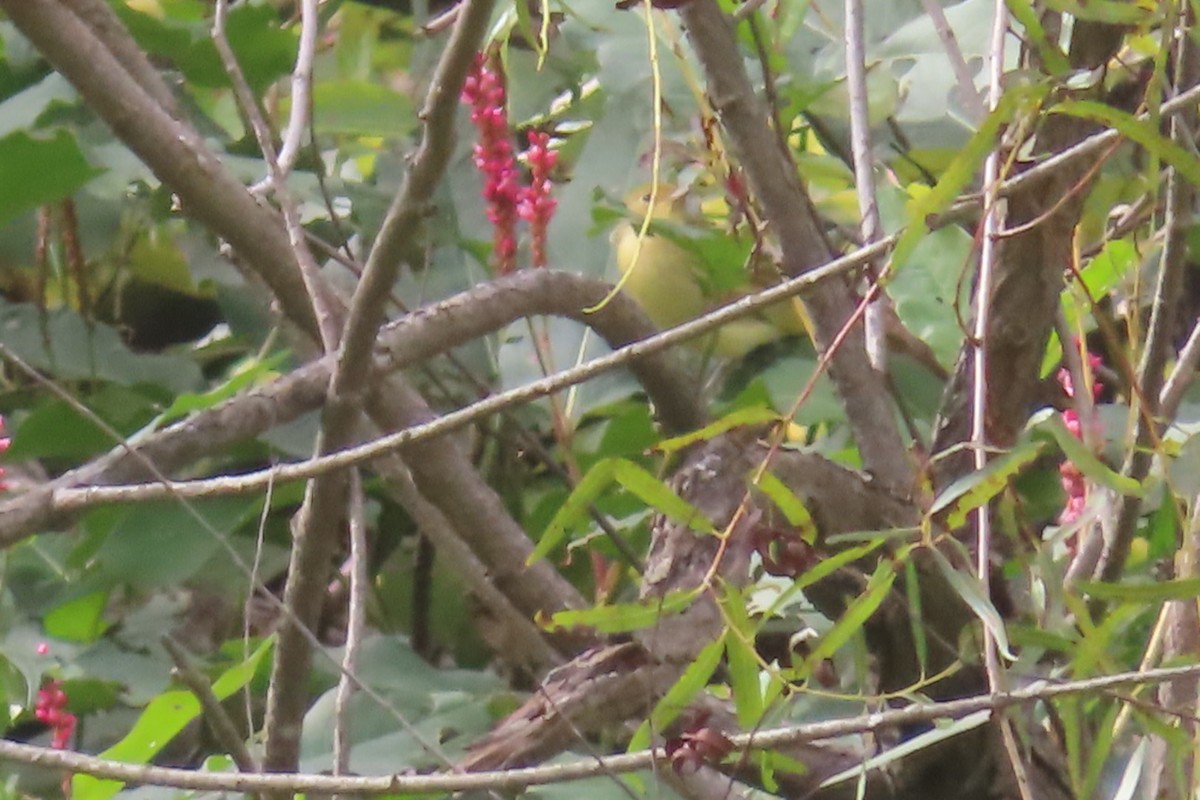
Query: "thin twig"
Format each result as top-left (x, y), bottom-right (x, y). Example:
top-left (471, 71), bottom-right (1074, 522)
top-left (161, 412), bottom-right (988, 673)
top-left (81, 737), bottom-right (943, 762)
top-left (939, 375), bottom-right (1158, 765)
top-left (972, 4), bottom-right (1034, 799)
top-left (1, 663), bottom-right (1198, 795)
top-left (161, 636), bottom-right (261, 778)
top-left (679, 0), bottom-right (912, 488)
top-left (1159, 316), bottom-right (1200, 421)
top-left (45, 242), bottom-right (892, 510)
top-left (212, 0), bottom-right (341, 349)
top-left (0, 344), bottom-right (449, 770)
top-left (262, 0), bottom-right (497, 772)
top-left (274, 0), bottom-right (317, 180)
top-left (333, 470), bottom-right (368, 790)
top-left (843, 0), bottom-right (887, 372)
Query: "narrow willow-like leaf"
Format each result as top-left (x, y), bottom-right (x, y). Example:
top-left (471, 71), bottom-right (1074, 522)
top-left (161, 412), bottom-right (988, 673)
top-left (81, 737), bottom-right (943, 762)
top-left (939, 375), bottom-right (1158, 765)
top-left (930, 547), bottom-right (1014, 661)
top-left (930, 440), bottom-right (1044, 529)
top-left (1054, 99), bottom-right (1200, 186)
top-left (818, 710), bottom-right (991, 790)
top-left (1042, 0), bottom-right (1155, 25)
top-left (1081, 701), bottom-right (1121, 800)
top-left (154, 350), bottom-right (289, 426)
top-left (1029, 410), bottom-right (1144, 497)
top-left (1005, 0), bottom-right (1071, 75)
top-left (891, 85), bottom-right (1044, 271)
top-left (74, 637), bottom-right (274, 800)
top-left (542, 591), bottom-right (695, 634)
top-left (656, 406), bottom-right (780, 454)
top-left (756, 470), bottom-right (818, 542)
top-left (904, 557), bottom-right (928, 677)
top-left (612, 459), bottom-right (716, 533)
top-left (761, 539), bottom-right (888, 620)
top-left (720, 587), bottom-right (763, 728)
top-left (627, 635), bottom-right (725, 753)
top-left (1076, 577), bottom-right (1200, 604)
top-left (803, 561), bottom-right (896, 672)
top-left (530, 458), bottom-right (617, 563)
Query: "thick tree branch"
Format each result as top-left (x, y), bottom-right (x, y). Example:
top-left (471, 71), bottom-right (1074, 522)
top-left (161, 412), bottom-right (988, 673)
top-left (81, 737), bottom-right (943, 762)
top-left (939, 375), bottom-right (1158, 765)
top-left (376, 457), bottom-right (567, 669)
top-left (60, 0), bottom-right (179, 115)
top-left (932, 20), bottom-right (1125, 481)
top-left (14, 248), bottom-right (887, 516)
top-left (263, 0), bottom-right (497, 772)
top-left (677, 0), bottom-right (912, 489)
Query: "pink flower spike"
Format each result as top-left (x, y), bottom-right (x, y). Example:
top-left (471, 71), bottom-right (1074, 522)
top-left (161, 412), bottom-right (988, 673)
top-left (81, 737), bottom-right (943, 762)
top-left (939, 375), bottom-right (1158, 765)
top-left (35, 679), bottom-right (76, 750)
top-left (462, 54), bottom-right (521, 274)
top-left (519, 131), bottom-right (558, 268)
top-left (0, 415), bottom-right (9, 492)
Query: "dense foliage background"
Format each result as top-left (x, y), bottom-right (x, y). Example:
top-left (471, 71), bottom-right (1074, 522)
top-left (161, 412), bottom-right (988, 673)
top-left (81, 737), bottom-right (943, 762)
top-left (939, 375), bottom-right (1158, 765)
top-left (1, 0), bottom-right (1200, 798)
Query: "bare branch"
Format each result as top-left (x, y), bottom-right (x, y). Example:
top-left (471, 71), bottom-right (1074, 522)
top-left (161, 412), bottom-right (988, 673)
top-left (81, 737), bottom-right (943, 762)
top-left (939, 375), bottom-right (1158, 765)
top-left (375, 456), bottom-right (566, 669)
top-left (211, 0), bottom-right (341, 348)
top-left (60, 0), bottom-right (178, 115)
top-left (161, 637), bottom-right (261, 779)
top-left (677, 0), bottom-right (912, 489)
top-left (263, 0), bottom-right (498, 770)
top-left (332, 471), bottom-right (366, 786)
top-left (843, 0), bottom-right (887, 371)
top-left (1, 663), bottom-right (1198, 796)
top-left (0, 269), bottom-right (706, 546)
top-left (273, 0), bottom-right (318, 179)
top-left (32, 250), bottom-right (885, 512)
top-left (917, 0), bottom-right (985, 122)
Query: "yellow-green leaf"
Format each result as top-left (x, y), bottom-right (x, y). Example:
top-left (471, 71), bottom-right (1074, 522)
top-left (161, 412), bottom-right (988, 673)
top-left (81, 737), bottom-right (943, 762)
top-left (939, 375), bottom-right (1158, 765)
top-left (756, 471), bottom-right (818, 543)
top-left (930, 439), bottom-right (1045, 528)
top-left (542, 591), bottom-right (695, 634)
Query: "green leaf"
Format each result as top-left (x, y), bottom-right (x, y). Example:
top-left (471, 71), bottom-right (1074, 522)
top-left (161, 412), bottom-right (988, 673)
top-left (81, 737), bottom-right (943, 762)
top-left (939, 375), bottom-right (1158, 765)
top-left (73, 637), bottom-right (274, 800)
top-left (530, 459), bottom-right (617, 563)
top-left (760, 539), bottom-right (889, 620)
top-left (611, 459), bottom-right (717, 534)
top-left (819, 710), bottom-right (991, 790)
top-left (627, 635), bottom-right (725, 753)
top-left (890, 85), bottom-right (1045, 271)
top-left (1029, 410), bottom-right (1144, 497)
top-left (0, 303), bottom-right (204, 393)
top-left (904, 558), bottom-right (929, 677)
top-left (173, 4), bottom-right (295, 92)
top-left (542, 591), bottom-right (695, 634)
top-left (0, 130), bottom-right (102, 224)
top-left (43, 591), bottom-right (110, 644)
top-left (1004, 0), bottom-right (1071, 75)
top-left (1075, 578), bottom-right (1200, 604)
top-left (656, 407), bottom-right (780, 454)
top-left (930, 439), bottom-right (1045, 528)
top-left (1042, 0), bottom-right (1156, 24)
top-left (304, 80), bottom-right (415, 138)
top-left (720, 588), bottom-right (763, 728)
top-left (803, 560), bottom-right (895, 672)
top-left (1053, 100), bottom-right (1200, 187)
top-left (756, 470), bottom-right (818, 542)
top-left (153, 351), bottom-right (290, 427)
top-left (95, 498), bottom-right (259, 589)
top-left (0, 72), bottom-right (78, 138)
top-left (930, 547), bottom-right (1014, 660)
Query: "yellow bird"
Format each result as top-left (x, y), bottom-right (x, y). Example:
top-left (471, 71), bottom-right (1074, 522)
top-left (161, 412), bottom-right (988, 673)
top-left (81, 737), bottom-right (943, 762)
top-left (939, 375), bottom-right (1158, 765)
top-left (611, 184), bottom-right (813, 359)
